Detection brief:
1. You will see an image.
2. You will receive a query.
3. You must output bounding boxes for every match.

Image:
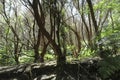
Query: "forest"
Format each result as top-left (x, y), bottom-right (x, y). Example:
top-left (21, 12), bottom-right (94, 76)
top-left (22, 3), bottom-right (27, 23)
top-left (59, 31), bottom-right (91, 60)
top-left (0, 0), bottom-right (120, 80)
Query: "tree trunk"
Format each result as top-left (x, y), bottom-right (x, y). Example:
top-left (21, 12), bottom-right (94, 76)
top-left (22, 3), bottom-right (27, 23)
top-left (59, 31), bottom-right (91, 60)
top-left (14, 39), bottom-right (19, 65)
top-left (34, 28), bottom-right (41, 63)
top-left (31, 1), bottom-right (67, 79)
top-left (56, 54), bottom-right (66, 80)
top-left (39, 42), bottom-right (49, 63)
top-left (34, 47), bottom-right (40, 63)
top-left (15, 55), bottom-right (19, 65)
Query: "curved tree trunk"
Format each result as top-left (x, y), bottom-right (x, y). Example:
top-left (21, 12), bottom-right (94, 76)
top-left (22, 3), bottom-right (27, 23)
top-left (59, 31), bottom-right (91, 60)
top-left (30, 1), bottom-right (67, 79)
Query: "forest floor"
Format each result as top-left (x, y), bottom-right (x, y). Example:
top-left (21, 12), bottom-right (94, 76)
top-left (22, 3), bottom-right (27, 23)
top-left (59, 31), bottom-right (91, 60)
top-left (0, 57), bottom-right (120, 80)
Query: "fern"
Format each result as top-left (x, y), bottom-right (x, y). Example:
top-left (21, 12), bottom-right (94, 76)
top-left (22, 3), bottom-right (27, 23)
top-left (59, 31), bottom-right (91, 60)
top-left (98, 55), bottom-right (120, 79)
top-left (98, 29), bottom-right (120, 79)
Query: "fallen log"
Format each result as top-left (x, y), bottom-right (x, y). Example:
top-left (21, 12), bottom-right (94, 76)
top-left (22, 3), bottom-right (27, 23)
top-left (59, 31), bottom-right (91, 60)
top-left (0, 61), bottom-right (56, 80)
top-left (0, 57), bottom-right (119, 80)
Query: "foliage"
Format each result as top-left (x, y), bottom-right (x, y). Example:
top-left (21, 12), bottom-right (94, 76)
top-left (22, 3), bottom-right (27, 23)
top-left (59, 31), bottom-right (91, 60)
top-left (19, 50), bottom-right (34, 63)
top-left (45, 53), bottom-right (55, 61)
top-left (0, 48), bottom-right (15, 66)
top-left (98, 24), bottom-right (120, 79)
top-left (79, 47), bottom-right (95, 59)
top-left (98, 55), bottom-right (120, 79)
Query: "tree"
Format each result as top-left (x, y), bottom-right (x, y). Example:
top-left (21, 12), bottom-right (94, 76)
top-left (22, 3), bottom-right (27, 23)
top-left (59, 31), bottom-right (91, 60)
top-left (0, 0), bottom-right (22, 64)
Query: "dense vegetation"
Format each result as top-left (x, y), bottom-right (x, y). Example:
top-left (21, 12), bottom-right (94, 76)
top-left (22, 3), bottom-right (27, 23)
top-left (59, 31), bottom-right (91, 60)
top-left (0, 0), bottom-right (120, 80)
